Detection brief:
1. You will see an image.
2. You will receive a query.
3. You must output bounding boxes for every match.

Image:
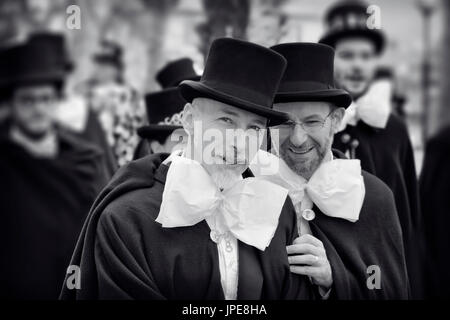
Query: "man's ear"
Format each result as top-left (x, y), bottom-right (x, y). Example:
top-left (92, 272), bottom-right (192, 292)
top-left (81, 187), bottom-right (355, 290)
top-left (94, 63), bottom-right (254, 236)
top-left (331, 107), bottom-right (345, 134)
top-left (182, 103), bottom-right (194, 136)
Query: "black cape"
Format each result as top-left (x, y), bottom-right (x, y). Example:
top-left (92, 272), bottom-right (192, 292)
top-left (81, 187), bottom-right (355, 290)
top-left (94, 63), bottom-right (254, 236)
top-left (420, 126), bottom-right (450, 298)
top-left (307, 152), bottom-right (409, 299)
top-left (60, 153), bottom-right (315, 300)
top-left (333, 114), bottom-right (424, 298)
top-left (0, 129), bottom-right (109, 299)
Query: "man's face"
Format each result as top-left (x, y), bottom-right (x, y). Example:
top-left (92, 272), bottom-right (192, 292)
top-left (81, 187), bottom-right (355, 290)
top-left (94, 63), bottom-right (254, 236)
top-left (93, 63), bottom-right (120, 85)
top-left (334, 38), bottom-right (378, 98)
top-left (272, 101), bottom-right (343, 180)
top-left (11, 84), bottom-right (58, 138)
top-left (184, 98), bottom-right (267, 187)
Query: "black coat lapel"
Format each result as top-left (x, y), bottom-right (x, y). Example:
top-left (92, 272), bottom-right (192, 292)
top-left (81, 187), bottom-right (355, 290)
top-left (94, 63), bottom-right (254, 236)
top-left (237, 241), bottom-right (263, 299)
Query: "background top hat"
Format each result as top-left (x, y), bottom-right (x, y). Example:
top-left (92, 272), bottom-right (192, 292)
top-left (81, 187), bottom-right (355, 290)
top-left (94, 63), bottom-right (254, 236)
top-left (10, 35), bottom-right (71, 87)
top-left (0, 46), bottom-right (15, 90)
top-left (93, 39), bottom-right (123, 70)
top-left (137, 87), bottom-right (185, 139)
top-left (270, 42), bottom-right (352, 109)
top-left (319, 0), bottom-right (385, 54)
top-left (179, 37), bottom-right (289, 125)
top-left (156, 58), bottom-right (201, 89)
top-left (28, 32), bottom-right (74, 72)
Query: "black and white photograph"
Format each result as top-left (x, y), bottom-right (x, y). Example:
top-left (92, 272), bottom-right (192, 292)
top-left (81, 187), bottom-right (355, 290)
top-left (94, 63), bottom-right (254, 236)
top-left (0, 0), bottom-right (449, 313)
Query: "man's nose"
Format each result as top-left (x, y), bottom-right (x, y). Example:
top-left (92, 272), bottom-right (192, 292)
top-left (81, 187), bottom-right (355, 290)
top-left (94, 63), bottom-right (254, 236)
top-left (289, 124), bottom-right (308, 147)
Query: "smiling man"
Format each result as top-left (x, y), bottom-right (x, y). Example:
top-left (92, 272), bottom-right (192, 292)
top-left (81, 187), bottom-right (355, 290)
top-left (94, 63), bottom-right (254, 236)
top-left (319, 0), bottom-right (424, 298)
top-left (251, 42), bottom-right (409, 299)
top-left (60, 38), bottom-right (314, 300)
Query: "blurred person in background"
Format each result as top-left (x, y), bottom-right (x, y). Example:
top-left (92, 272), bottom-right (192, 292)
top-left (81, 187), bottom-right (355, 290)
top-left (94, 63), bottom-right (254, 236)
top-left (78, 39), bottom-right (145, 167)
top-left (134, 58), bottom-right (199, 159)
top-left (134, 88), bottom-right (187, 159)
top-left (420, 126), bottom-right (450, 298)
top-left (0, 36), bottom-right (108, 299)
top-left (320, 0), bottom-right (424, 298)
top-left (29, 33), bottom-right (117, 179)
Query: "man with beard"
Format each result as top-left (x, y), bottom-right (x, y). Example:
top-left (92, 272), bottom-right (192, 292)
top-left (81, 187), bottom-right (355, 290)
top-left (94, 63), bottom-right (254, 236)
top-left (60, 38), bottom-right (315, 300)
top-left (133, 58), bottom-right (199, 159)
top-left (251, 42), bottom-right (409, 299)
top-left (0, 37), bottom-right (108, 299)
top-left (319, 0), bottom-right (424, 298)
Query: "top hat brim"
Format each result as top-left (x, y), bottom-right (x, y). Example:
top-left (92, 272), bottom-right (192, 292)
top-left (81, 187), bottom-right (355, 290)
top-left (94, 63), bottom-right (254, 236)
top-left (137, 124), bottom-right (183, 139)
top-left (319, 28), bottom-right (385, 54)
top-left (179, 80), bottom-right (289, 126)
top-left (274, 89), bottom-right (352, 109)
top-left (12, 70), bottom-right (66, 87)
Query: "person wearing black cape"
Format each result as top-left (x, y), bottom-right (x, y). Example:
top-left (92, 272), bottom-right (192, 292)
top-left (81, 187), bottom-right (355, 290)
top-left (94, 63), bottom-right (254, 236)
top-left (420, 126), bottom-right (450, 298)
top-left (250, 42), bottom-right (409, 299)
top-left (60, 38), bottom-right (318, 300)
top-left (133, 58), bottom-right (199, 160)
top-left (319, 0), bottom-right (424, 298)
top-left (0, 36), bottom-right (109, 299)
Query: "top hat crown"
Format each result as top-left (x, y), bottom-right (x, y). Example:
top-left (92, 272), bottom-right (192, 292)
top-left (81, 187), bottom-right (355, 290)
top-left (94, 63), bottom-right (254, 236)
top-left (319, 0), bottom-right (385, 54)
top-left (137, 87), bottom-right (186, 139)
top-left (10, 34), bottom-right (71, 86)
top-left (0, 46), bottom-right (15, 89)
top-left (93, 40), bottom-right (123, 69)
top-left (156, 58), bottom-right (200, 89)
top-left (271, 42), bottom-right (352, 108)
top-left (179, 37), bottom-right (289, 125)
top-left (28, 32), bottom-right (74, 71)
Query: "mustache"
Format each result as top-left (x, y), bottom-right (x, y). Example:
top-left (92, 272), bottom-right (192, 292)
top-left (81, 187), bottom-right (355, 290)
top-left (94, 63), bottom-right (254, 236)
top-left (211, 150), bottom-right (248, 165)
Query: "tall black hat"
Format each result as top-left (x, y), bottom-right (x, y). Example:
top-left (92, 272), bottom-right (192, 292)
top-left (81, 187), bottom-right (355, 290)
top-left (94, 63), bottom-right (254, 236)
top-left (137, 87), bottom-right (185, 140)
top-left (271, 42), bottom-right (352, 109)
top-left (179, 38), bottom-right (289, 125)
top-left (93, 40), bottom-right (123, 70)
top-left (156, 58), bottom-right (200, 89)
top-left (28, 32), bottom-right (74, 72)
top-left (10, 33), bottom-right (71, 86)
top-left (319, 0), bottom-right (385, 54)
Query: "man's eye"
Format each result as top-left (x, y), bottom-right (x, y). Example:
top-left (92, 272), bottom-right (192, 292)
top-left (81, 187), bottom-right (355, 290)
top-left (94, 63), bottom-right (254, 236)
top-left (249, 125), bottom-right (262, 132)
top-left (304, 120), bottom-right (322, 127)
top-left (218, 117), bottom-right (234, 124)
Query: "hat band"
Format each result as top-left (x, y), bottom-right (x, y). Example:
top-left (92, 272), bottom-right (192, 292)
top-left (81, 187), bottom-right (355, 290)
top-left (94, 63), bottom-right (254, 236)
top-left (199, 80), bottom-right (273, 108)
top-left (278, 81), bottom-right (334, 93)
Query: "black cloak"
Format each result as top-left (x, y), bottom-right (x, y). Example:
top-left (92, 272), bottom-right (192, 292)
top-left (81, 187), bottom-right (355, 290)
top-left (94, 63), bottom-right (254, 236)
top-left (333, 114), bottom-right (424, 298)
top-left (420, 126), bottom-right (450, 298)
top-left (308, 152), bottom-right (409, 299)
top-left (0, 129), bottom-right (108, 299)
top-left (59, 153), bottom-right (315, 300)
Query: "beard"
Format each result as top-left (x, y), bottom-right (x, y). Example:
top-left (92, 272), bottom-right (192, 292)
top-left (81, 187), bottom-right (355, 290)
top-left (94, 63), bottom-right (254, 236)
top-left (279, 127), bottom-right (333, 180)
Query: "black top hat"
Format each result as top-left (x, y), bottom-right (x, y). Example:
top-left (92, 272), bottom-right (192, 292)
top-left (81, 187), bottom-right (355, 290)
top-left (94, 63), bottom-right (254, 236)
top-left (319, 0), bottom-right (385, 54)
top-left (28, 32), bottom-right (74, 72)
top-left (137, 87), bottom-right (185, 139)
top-left (179, 38), bottom-right (289, 125)
top-left (156, 58), bottom-right (201, 89)
top-left (93, 40), bottom-right (123, 69)
top-left (0, 46), bottom-right (15, 90)
top-left (270, 42), bottom-right (352, 109)
top-left (10, 36), bottom-right (71, 87)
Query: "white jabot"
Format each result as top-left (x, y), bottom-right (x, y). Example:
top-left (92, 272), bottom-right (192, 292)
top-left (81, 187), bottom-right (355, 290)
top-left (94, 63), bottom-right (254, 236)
top-left (250, 150), bottom-right (365, 224)
top-left (339, 79), bottom-right (392, 131)
top-left (10, 126), bottom-right (58, 159)
top-left (156, 153), bottom-right (289, 251)
top-left (157, 152), bottom-right (290, 300)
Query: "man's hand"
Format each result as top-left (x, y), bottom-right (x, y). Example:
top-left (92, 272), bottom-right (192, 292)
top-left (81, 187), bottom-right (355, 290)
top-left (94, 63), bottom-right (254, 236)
top-left (286, 234), bottom-right (333, 290)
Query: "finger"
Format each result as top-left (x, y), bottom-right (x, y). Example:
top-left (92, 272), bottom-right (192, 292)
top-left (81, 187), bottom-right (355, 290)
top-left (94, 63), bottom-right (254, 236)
top-left (289, 265), bottom-right (320, 277)
top-left (288, 254), bottom-right (320, 266)
top-left (293, 234), bottom-right (324, 248)
top-left (287, 243), bottom-right (325, 256)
